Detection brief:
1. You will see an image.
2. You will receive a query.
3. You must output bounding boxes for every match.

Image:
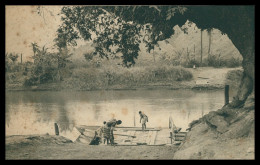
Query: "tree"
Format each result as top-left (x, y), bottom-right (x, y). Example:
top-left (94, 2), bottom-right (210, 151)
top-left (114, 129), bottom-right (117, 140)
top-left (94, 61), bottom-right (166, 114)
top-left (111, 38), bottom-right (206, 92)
top-left (56, 5), bottom-right (254, 107)
top-left (200, 29), bottom-right (203, 65)
top-left (55, 6), bottom-right (186, 67)
top-left (26, 44), bottom-right (59, 85)
top-left (56, 47), bottom-right (72, 81)
top-left (207, 29), bottom-right (212, 65)
top-left (8, 53), bottom-right (19, 64)
top-left (180, 6), bottom-right (254, 108)
top-left (30, 42), bottom-right (40, 63)
top-left (53, 33), bottom-right (73, 81)
top-left (5, 53), bottom-right (19, 72)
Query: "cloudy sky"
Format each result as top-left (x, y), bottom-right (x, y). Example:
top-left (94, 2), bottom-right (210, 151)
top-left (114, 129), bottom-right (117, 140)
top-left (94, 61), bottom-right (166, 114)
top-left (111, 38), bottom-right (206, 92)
top-left (6, 6), bottom-right (63, 61)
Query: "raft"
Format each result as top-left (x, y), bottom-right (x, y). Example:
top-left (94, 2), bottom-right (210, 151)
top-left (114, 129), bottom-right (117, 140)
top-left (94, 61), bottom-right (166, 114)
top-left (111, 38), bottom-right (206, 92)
top-left (72, 125), bottom-right (187, 146)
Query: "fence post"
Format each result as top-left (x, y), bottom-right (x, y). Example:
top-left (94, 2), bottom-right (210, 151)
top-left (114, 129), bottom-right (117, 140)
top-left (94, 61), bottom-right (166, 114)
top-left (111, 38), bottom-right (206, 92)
top-left (54, 123), bottom-right (59, 136)
top-left (225, 85), bottom-right (229, 105)
top-left (170, 132), bottom-right (173, 144)
top-left (134, 113), bottom-right (136, 127)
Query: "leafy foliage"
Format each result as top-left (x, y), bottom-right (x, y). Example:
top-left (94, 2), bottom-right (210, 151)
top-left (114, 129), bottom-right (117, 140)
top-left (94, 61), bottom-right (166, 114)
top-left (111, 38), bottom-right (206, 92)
top-left (84, 52), bottom-right (94, 61)
top-left (208, 54), bottom-right (242, 68)
top-left (5, 52), bottom-right (20, 72)
top-left (30, 42), bottom-right (40, 57)
top-left (8, 53), bottom-right (19, 63)
top-left (55, 6), bottom-right (188, 67)
top-left (24, 43), bottom-right (72, 86)
top-left (55, 6), bottom-right (254, 68)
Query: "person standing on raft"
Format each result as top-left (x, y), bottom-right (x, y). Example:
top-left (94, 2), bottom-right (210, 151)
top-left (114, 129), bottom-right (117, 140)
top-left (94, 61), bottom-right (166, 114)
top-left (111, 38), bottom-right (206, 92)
top-left (139, 111), bottom-right (148, 131)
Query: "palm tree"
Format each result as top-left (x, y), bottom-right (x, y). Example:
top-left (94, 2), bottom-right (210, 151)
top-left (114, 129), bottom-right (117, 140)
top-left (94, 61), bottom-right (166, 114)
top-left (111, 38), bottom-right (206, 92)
top-left (200, 29), bottom-right (203, 65)
top-left (30, 42), bottom-right (39, 63)
top-left (207, 29), bottom-right (212, 66)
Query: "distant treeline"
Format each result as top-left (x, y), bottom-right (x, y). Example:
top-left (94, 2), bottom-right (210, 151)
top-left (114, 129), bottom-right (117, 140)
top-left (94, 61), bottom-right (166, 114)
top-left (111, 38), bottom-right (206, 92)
top-left (6, 42), bottom-right (241, 90)
top-left (5, 44), bottom-right (193, 90)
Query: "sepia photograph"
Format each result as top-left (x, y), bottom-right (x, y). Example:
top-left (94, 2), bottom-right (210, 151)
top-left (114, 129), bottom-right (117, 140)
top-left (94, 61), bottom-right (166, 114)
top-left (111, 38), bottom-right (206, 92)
top-left (5, 5), bottom-right (255, 160)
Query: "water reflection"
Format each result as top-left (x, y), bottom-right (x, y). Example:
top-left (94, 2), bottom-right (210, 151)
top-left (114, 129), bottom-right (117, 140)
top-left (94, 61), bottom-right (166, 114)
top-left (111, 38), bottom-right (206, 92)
top-left (5, 89), bottom-right (232, 135)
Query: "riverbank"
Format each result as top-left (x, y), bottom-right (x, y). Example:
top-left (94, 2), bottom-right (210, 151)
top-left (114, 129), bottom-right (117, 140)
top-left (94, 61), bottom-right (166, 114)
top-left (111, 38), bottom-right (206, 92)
top-left (6, 102), bottom-right (254, 160)
top-left (173, 99), bottom-right (255, 159)
top-left (6, 67), bottom-right (250, 160)
top-left (5, 67), bottom-right (242, 92)
top-left (5, 134), bottom-right (178, 160)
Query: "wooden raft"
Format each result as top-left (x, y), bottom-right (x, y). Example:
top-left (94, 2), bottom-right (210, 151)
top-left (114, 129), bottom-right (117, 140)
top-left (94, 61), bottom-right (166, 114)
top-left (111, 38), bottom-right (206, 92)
top-left (113, 128), bottom-right (159, 146)
top-left (75, 126), bottom-right (187, 146)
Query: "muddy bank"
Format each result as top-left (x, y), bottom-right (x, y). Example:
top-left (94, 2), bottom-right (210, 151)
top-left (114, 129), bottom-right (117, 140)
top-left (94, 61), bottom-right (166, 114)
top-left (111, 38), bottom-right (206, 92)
top-left (173, 100), bottom-right (255, 159)
top-left (6, 134), bottom-right (73, 148)
top-left (5, 134), bottom-right (178, 160)
top-left (5, 82), bottom-right (226, 92)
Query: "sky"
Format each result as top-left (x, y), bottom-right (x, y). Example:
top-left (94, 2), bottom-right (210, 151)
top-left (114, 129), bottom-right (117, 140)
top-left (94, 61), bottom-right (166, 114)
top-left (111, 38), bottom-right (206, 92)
top-left (5, 6), bottom-right (151, 63)
top-left (5, 6), bottom-right (64, 61)
top-left (5, 6), bottom-right (241, 63)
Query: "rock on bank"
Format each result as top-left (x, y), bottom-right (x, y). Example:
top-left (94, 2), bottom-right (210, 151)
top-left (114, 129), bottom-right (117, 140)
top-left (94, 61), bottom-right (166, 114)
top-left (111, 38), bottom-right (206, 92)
top-left (173, 103), bottom-right (255, 159)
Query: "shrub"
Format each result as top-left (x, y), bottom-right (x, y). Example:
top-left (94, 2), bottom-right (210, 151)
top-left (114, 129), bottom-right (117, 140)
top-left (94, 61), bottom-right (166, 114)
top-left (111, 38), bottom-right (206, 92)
top-left (24, 76), bottom-right (39, 86)
top-left (207, 54), bottom-right (242, 68)
top-left (183, 59), bottom-right (201, 68)
top-left (208, 54), bottom-right (223, 67)
top-left (84, 52), bottom-right (95, 61)
top-left (224, 57), bottom-right (242, 68)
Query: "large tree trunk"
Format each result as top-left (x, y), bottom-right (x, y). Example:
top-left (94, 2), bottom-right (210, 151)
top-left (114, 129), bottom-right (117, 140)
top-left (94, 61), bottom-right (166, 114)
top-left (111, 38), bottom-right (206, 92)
top-left (227, 28), bottom-right (254, 108)
top-left (186, 6), bottom-right (254, 108)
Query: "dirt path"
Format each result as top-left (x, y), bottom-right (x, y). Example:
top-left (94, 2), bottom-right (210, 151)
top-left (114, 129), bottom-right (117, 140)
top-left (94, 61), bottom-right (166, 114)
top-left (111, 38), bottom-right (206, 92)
top-left (173, 67), bottom-right (243, 91)
top-left (187, 67), bottom-right (242, 85)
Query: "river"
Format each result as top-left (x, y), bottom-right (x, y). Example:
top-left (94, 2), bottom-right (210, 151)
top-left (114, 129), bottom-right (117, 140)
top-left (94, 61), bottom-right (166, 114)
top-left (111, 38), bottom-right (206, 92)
top-left (5, 89), bottom-right (235, 136)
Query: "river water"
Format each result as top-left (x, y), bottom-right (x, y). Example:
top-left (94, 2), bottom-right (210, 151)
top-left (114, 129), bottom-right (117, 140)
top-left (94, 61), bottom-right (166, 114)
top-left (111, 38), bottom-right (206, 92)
top-left (5, 89), bottom-right (234, 136)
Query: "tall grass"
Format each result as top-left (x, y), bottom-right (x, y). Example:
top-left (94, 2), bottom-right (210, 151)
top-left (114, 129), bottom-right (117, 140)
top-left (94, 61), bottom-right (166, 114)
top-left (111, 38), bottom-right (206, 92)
top-left (62, 64), bottom-right (193, 90)
top-left (208, 54), bottom-right (242, 68)
top-left (156, 51), bottom-right (242, 68)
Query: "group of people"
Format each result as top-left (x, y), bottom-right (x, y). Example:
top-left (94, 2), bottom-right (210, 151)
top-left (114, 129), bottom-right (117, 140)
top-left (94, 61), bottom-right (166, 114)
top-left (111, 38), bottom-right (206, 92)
top-left (92, 111), bottom-right (149, 145)
top-left (91, 111), bottom-right (183, 145)
top-left (94, 119), bottom-right (122, 145)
